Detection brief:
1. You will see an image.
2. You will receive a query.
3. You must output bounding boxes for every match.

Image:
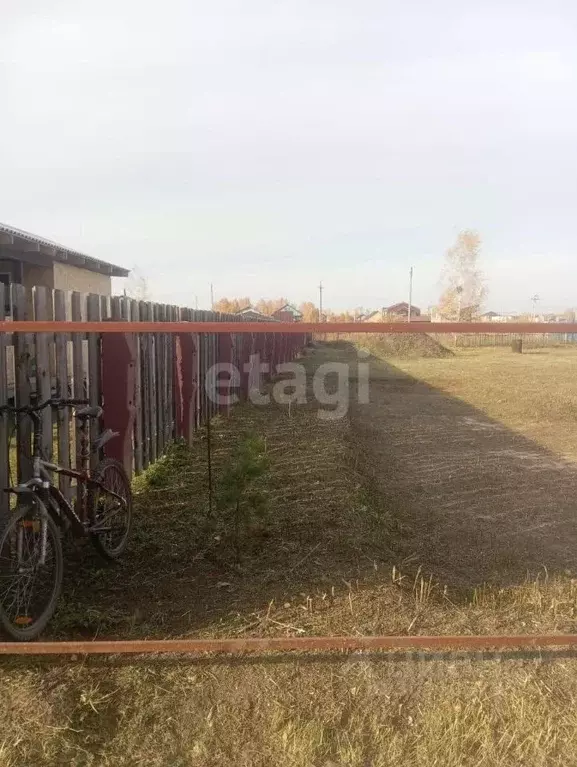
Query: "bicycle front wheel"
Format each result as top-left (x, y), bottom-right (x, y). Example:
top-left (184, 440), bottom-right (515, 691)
top-left (0, 502), bottom-right (63, 641)
top-left (89, 458), bottom-right (133, 561)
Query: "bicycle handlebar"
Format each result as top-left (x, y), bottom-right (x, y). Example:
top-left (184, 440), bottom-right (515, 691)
top-left (0, 397), bottom-right (90, 415)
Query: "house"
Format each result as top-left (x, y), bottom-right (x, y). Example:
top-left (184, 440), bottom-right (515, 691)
top-left (235, 306), bottom-right (273, 322)
top-left (362, 310), bottom-right (384, 322)
top-left (0, 222), bottom-right (129, 302)
top-left (481, 311), bottom-right (516, 323)
top-left (272, 304), bottom-right (303, 322)
top-left (361, 304), bottom-right (429, 323)
top-left (386, 302), bottom-right (421, 318)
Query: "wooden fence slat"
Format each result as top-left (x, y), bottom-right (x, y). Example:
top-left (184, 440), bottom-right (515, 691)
top-left (33, 287), bottom-right (53, 461)
top-left (100, 294), bottom-right (110, 320)
top-left (86, 294), bottom-right (102, 469)
top-left (166, 305), bottom-right (175, 444)
top-left (210, 311), bottom-right (217, 419)
top-left (71, 292), bottom-right (86, 514)
top-left (0, 285), bottom-right (9, 514)
top-left (12, 284), bottom-right (33, 482)
top-left (139, 301), bottom-right (151, 469)
top-left (148, 303), bottom-right (158, 463)
top-left (199, 311), bottom-right (207, 426)
top-left (110, 296), bottom-right (122, 321)
top-left (159, 304), bottom-right (166, 450)
top-left (162, 304), bottom-right (169, 451)
top-left (154, 303), bottom-right (165, 457)
top-left (54, 290), bottom-right (71, 499)
top-left (195, 310), bottom-right (202, 425)
top-left (130, 299), bottom-right (143, 474)
top-left (164, 305), bottom-right (171, 445)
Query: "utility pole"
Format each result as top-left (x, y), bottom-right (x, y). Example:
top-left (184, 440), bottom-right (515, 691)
top-left (408, 266), bottom-right (413, 323)
top-left (318, 281), bottom-right (323, 322)
top-left (210, 283), bottom-right (214, 310)
top-left (531, 294), bottom-right (540, 320)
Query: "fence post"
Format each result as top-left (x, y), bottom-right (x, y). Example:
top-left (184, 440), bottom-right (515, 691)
top-left (101, 330), bottom-right (137, 478)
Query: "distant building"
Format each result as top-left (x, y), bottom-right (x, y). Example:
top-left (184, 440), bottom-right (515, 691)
top-left (481, 311), bottom-right (516, 323)
top-left (0, 222), bottom-right (128, 302)
top-left (272, 304), bottom-right (303, 322)
top-left (235, 306), bottom-right (273, 322)
top-left (386, 302), bottom-right (421, 318)
top-left (361, 303), bottom-right (429, 322)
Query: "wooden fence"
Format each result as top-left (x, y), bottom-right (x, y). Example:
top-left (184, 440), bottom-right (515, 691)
top-left (0, 284), bottom-right (306, 515)
top-left (430, 332), bottom-right (577, 348)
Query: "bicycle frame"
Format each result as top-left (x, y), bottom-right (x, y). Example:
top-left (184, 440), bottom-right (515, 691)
top-left (6, 400), bottom-right (126, 538)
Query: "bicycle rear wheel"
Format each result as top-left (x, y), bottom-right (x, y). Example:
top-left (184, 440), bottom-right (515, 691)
top-left (88, 458), bottom-right (133, 561)
top-left (0, 502), bottom-right (63, 641)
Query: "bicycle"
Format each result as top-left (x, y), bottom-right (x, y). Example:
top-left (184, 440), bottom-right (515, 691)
top-left (0, 397), bottom-right (133, 640)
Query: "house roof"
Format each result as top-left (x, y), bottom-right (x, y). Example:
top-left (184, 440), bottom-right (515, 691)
top-left (0, 222), bottom-right (129, 277)
top-left (235, 307), bottom-right (274, 320)
top-left (387, 302), bottom-right (421, 314)
top-left (273, 303), bottom-right (303, 317)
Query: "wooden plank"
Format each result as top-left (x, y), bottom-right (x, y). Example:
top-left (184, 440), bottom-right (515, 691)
top-left (110, 296), bottom-right (122, 321)
top-left (159, 304), bottom-right (166, 451)
top-left (86, 294), bottom-right (102, 470)
top-left (210, 312), bottom-right (216, 418)
top-left (53, 290), bottom-right (71, 499)
top-left (33, 287), bottom-right (53, 460)
top-left (152, 303), bottom-right (163, 457)
top-left (202, 311), bottom-right (209, 426)
top-left (190, 309), bottom-right (201, 430)
top-left (152, 302), bottom-right (159, 457)
top-left (100, 294), bottom-right (110, 320)
top-left (0, 285), bottom-right (9, 514)
top-left (148, 301), bottom-right (157, 464)
top-left (71, 292), bottom-right (86, 514)
top-left (130, 299), bottom-right (143, 473)
top-left (109, 295), bottom-right (134, 474)
top-left (198, 311), bottom-right (206, 426)
top-left (166, 305), bottom-right (176, 444)
top-left (194, 310), bottom-right (201, 426)
top-left (164, 305), bottom-right (171, 446)
top-left (12, 284), bottom-right (33, 481)
top-left (139, 301), bottom-right (150, 469)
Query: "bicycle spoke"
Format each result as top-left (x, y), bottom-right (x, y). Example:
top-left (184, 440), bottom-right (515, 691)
top-left (0, 509), bottom-right (61, 637)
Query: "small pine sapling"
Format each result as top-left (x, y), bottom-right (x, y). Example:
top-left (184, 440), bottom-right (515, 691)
top-left (217, 433), bottom-right (270, 563)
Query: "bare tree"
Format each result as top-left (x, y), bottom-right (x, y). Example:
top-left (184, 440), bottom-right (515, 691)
top-left (438, 230), bottom-right (487, 320)
top-left (124, 267), bottom-right (150, 301)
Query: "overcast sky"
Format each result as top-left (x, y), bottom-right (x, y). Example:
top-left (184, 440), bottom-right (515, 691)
top-left (1, 1), bottom-right (576, 312)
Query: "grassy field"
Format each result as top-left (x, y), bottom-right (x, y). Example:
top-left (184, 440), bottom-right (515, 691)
top-left (3, 343), bottom-right (577, 765)
top-left (384, 345), bottom-right (577, 454)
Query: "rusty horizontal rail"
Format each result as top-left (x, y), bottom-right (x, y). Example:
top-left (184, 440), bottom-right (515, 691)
top-left (0, 321), bottom-right (576, 335)
top-left (1, 634), bottom-right (577, 656)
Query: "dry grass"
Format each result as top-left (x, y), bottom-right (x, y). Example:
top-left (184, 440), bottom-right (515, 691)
top-left (386, 345), bottom-right (577, 459)
top-left (3, 342), bottom-right (577, 765)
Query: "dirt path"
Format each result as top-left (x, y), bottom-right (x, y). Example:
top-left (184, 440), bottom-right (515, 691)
top-left (352, 349), bottom-right (577, 588)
